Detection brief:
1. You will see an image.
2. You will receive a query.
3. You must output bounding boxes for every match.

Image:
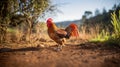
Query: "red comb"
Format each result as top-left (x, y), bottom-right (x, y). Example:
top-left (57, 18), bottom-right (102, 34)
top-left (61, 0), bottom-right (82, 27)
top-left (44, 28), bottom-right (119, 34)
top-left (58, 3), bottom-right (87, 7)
top-left (47, 18), bottom-right (53, 22)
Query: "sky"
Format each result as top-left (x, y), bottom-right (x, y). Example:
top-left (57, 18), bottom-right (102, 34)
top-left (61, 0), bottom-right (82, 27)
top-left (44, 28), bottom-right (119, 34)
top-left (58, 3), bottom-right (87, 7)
top-left (50, 0), bottom-right (120, 22)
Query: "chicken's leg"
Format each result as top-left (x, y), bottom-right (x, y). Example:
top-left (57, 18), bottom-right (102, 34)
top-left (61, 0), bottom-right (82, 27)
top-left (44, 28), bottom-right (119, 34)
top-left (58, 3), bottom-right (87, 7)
top-left (56, 44), bottom-right (62, 51)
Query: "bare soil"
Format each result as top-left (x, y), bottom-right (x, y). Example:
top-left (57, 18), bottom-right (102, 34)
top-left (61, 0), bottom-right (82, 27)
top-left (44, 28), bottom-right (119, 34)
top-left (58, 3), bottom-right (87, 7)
top-left (0, 40), bottom-right (120, 67)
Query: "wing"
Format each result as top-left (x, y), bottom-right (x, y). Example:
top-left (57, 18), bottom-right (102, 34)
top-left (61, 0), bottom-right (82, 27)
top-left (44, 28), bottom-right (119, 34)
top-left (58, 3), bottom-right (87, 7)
top-left (65, 23), bottom-right (80, 38)
top-left (55, 29), bottom-right (67, 38)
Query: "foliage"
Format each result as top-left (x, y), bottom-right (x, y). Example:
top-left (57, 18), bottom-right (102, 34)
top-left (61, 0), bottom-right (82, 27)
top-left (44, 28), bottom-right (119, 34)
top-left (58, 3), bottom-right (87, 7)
top-left (82, 4), bottom-right (120, 31)
top-left (109, 10), bottom-right (120, 45)
top-left (91, 29), bottom-right (110, 42)
top-left (0, 0), bottom-right (57, 43)
top-left (91, 10), bottom-right (120, 46)
top-left (111, 11), bottom-right (120, 37)
top-left (0, 0), bottom-right (54, 25)
top-left (84, 11), bottom-right (92, 19)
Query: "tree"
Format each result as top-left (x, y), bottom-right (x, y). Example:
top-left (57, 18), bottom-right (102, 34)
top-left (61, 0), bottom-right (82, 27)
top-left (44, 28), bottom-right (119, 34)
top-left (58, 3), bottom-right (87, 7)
top-left (84, 11), bottom-right (92, 19)
top-left (112, 4), bottom-right (117, 10)
top-left (81, 15), bottom-right (86, 23)
top-left (102, 8), bottom-right (107, 14)
top-left (0, 0), bottom-right (56, 43)
top-left (95, 9), bottom-right (100, 16)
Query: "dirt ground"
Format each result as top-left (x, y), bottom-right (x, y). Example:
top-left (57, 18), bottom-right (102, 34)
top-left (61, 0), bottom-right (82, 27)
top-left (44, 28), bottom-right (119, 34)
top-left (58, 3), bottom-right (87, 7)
top-left (0, 39), bottom-right (120, 67)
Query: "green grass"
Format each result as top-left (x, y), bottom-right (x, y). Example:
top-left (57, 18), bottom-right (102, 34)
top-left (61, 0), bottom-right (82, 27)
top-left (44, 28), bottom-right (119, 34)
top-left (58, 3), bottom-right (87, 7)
top-left (109, 11), bottom-right (120, 46)
top-left (90, 29), bottom-right (110, 42)
top-left (91, 10), bottom-right (120, 46)
top-left (111, 11), bottom-right (120, 37)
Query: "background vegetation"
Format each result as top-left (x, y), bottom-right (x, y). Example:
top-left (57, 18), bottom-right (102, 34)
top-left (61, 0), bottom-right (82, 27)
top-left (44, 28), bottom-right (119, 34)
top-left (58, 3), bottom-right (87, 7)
top-left (0, 0), bottom-right (56, 43)
top-left (0, 0), bottom-right (120, 47)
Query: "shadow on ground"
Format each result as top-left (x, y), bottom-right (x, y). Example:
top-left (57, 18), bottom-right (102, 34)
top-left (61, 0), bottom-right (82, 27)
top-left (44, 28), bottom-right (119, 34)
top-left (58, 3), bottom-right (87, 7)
top-left (0, 42), bottom-right (120, 53)
top-left (0, 47), bottom-right (40, 53)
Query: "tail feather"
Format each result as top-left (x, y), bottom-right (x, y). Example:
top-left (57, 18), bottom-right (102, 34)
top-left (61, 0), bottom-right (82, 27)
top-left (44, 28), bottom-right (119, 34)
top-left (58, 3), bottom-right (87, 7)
top-left (65, 23), bottom-right (80, 38)
top-left (70, 23), bottom-right (79, 37)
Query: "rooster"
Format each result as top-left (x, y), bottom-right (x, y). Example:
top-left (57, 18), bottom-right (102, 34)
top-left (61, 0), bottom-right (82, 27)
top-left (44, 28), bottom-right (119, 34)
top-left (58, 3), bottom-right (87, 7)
top-left (46, 18), bottom-right (79, 51)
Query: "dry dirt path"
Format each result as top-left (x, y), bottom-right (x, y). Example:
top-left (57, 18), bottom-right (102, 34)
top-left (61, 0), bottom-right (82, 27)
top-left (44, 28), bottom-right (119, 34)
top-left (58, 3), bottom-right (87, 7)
top-left (0, 42), bottom-right (120, 67)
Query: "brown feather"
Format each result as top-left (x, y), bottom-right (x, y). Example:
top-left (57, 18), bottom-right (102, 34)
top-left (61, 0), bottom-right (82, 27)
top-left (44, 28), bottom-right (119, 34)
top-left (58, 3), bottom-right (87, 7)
top-left (56, 29), bottom-right (67, 38)
top-left (47, 23), bottom-right (66, 45)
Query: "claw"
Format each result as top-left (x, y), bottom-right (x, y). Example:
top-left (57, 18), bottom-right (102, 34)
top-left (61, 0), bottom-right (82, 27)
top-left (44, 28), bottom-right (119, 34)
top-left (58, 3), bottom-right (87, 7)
top-left (59, 45), bottom-right (63, 49)
top-left (57, 45), bottom-right (62, 51)
top-left (54, 45), bottom-right (62, 51)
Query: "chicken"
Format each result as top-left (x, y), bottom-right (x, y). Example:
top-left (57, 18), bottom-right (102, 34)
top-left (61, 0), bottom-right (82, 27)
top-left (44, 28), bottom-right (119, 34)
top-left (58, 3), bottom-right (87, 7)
top-left (46, 18), bottom-right (79, 51)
